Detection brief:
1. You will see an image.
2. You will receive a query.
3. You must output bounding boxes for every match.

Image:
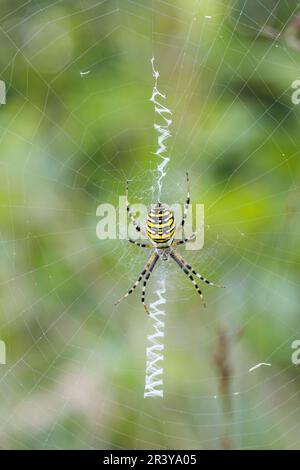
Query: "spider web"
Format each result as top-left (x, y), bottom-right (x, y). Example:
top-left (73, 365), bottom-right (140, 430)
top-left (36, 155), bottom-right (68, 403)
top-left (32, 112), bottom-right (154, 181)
top-left (0, 0), bottom-right (300, 450)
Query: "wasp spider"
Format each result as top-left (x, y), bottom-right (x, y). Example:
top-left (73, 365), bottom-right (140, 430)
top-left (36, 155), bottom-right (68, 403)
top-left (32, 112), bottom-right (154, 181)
top-left (115, 173), bottom-right (224, 314)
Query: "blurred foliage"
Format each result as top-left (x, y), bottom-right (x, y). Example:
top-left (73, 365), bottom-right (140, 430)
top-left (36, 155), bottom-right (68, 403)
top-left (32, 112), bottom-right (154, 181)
top-left (0, 0), bottom-right (300, 450)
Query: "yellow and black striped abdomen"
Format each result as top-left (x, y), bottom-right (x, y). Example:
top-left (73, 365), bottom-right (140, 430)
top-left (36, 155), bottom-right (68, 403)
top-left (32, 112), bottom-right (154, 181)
top-left (147, 204), bottom-right (175, 245)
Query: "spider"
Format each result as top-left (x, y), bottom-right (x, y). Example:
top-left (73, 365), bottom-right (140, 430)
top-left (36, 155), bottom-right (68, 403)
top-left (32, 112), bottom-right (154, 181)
top-left (115, 173), bottom-right (224, 314)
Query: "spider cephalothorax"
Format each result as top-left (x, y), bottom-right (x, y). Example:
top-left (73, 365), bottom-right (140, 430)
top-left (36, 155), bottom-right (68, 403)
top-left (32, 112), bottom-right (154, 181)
top-left (156, 247), bottom-right (171, 261)
top-left (115, 173), bottom-right (224, 314)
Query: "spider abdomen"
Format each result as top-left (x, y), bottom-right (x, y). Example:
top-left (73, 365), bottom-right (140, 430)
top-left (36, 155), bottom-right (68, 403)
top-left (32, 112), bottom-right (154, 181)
top-left (147, 203), bottom-right (175, 245)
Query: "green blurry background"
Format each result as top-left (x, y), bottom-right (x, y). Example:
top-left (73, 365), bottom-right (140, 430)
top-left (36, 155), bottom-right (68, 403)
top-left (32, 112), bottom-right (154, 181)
top-left (0, 0), bottom-right (300, 449)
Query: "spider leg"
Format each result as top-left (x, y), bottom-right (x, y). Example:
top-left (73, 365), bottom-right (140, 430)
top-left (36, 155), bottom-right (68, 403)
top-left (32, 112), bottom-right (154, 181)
top-left (128, 239), bottom-right (152, 248)
top-left (175, 172), bottom-right (190, 237)
top-left (141, 252), bottom-right (159, 314)
top-left (170, 250), bottom-right (206, 307)
top-left (173, 232), bottom-right (196, 246)
top-left (172, 250), bottom-right (224, 288)
top-left (126, 180), bottom-right (148, 238)
top-left (115, 252), bottom-right (157, 306)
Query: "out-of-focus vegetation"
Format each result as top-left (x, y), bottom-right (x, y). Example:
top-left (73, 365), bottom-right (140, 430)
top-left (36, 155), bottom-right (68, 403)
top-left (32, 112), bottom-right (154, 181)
top-left (0, 0), bottom-right (300, 449)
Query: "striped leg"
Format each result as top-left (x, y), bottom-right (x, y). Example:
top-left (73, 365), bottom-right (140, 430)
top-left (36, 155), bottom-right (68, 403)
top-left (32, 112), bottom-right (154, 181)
top-left (128, 239), bottom-right (152, 248)
top-left (170, 250), bottom-right (206, 307)
top-left (173, 250), bottom-right (224, 288)
top-left (175, 172), bottom-right (190, 238)
top-left (126, 180), bottom-right (148, 237)
top-left (180, 172), bottom-right (190, 229)
top-left (115, 252), bottom-right (157, 306)
top-left (173, 232), bottom-right (196, 246)
top-left (141, 253), bottom-right (159, 314)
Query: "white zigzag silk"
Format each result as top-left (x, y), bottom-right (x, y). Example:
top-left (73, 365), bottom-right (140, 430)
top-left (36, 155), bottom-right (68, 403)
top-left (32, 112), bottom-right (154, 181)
top-left (144, 58), bottom-right (172, 398)
top-left (149, 57), bottom-right (172, 200)
top-left (144, 279), bottom-right (166, 398)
